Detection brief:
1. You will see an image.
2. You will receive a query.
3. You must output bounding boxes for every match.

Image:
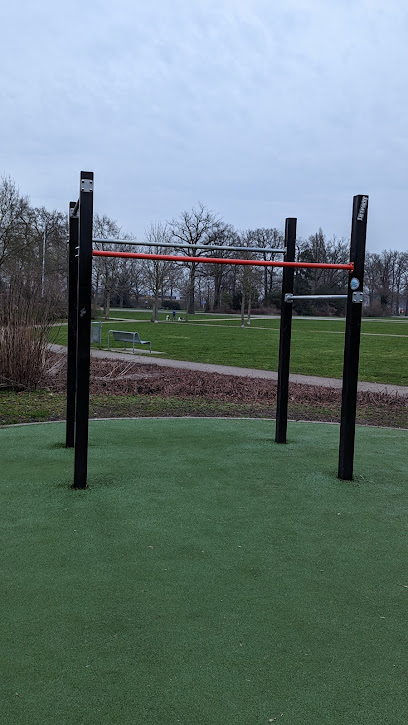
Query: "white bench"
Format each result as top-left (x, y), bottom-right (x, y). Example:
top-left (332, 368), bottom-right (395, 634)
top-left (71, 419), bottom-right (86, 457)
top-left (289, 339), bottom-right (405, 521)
top-left (107, 330), bottom-right (152, 353)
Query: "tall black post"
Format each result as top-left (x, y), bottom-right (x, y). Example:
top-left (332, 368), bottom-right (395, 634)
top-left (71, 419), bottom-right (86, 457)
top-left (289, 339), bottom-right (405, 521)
top-left (66, 202), bottom-right (79, 447)
top-left (73, 172), bottom-right (94, 489)
top-left (338, 195), bottom-right (368, 480)
top-left (275, 218), bottom-right (297, 443)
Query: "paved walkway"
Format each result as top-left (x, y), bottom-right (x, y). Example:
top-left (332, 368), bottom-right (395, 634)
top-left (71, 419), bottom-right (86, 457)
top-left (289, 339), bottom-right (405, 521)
top-left (50, 344), bottom-right (408, 397)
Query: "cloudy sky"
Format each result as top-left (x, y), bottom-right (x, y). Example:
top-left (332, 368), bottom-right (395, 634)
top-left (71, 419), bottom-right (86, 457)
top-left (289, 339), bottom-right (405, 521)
top-left (1, 0), bottom-right (407, 252)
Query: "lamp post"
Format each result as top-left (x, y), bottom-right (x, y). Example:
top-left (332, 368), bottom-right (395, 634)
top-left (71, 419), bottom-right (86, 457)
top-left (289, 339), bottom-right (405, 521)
top-left (41, 224), bottom-right (46, 297)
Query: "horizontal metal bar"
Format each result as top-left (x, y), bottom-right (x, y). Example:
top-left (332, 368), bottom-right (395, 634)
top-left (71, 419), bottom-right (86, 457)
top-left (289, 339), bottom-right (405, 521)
top-left (92, 238), bottom-right (286, 255)
top-left (285, 293), bottom-right (348, 302)
top-left (93, 249), bottom-right (354, 271)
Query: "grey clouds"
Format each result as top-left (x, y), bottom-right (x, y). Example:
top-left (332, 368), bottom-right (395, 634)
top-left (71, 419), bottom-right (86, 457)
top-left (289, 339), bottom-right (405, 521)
top-left (1, 0), bottom-right (407, 251)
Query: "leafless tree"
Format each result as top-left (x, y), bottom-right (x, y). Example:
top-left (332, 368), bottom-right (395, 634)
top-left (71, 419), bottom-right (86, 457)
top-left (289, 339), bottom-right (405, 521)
top-left (388, 250), bottom-right (408, 315)
top-left (365, 250), bottom-right (408, 315)
top-left (0, 176), bottom-right (32, 275)
top-left (199, 224), bottom-right (238, 311)
top-left (236, 231), bottom-right (263, 326)
top-left (143, 222), bottom-right (176, 322)
top-left (245, 228), bottom-right (284, 305)
top-left (168, 203), bottom-right (225, 318)
top-left (297, 229), bottom-right (349, 294)
top-left (92, 215), bottom-right (122, 318)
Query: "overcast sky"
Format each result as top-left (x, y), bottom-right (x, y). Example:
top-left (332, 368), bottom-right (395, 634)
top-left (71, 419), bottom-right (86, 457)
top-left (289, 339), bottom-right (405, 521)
top-left (1, 0), bottom-right (407, 252)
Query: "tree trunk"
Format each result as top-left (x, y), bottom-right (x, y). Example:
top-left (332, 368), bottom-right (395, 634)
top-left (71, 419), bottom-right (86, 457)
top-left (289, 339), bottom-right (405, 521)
top-left (188, 277), bottom-right (195, 314)
top-left (240, 293), bottom-right (245, 328)
top-left (395, 288), bottom-right (400, 316)
top-left (263, 267), bottom-right (268, 305)
top-left (247, 289), bottom-right (252, 325)
top-left (269, 267), bottom-right (274, 301)
top-left (104, 289), bottom-right (111, 319)
top-left (186, 264), bottom-right (197, 318)
top-left (214, 275), bottom-right (223, 311)
top-left (151, 291), bottom-right (159, 322)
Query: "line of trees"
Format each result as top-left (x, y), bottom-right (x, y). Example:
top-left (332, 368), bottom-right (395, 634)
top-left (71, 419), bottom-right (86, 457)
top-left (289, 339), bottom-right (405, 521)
top-left (1, 174), bottom-right (408, 320)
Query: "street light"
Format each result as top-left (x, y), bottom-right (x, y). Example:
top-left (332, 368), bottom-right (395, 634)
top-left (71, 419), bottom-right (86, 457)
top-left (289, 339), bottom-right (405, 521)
top-left (41, 224), bottom-right (46, 297)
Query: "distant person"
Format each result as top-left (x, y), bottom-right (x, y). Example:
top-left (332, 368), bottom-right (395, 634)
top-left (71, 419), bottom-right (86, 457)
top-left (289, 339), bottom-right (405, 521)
top-left (172, 309), bottom-right (176, 321)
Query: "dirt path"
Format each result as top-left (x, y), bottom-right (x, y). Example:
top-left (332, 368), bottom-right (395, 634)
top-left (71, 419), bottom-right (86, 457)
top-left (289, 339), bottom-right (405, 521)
top-left (49, 344), bottom-right (408, 397)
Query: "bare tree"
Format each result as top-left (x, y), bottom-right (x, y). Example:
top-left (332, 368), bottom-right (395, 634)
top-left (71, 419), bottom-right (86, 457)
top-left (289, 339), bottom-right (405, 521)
top-left (143, 222), bottom-right (175, 322)
top-left (365, 250), bottom-right (408, 315)
top-left (200, 224), bottom-right (238, 311)
top-left (113, 255), bottom-right (137, 308)
top-left (364, 252), bottom-right (382, 311)
top-left (168, 203), bottom-right (225, 319)
top-left (297, 229), bottom-right (349, 294)
top-left (92, 215), bottom-right (122, 318)
top-left (0, 175), bottom-right (32, 279)
top-left (402, 264), bottom-right (408, 316)
top-left (237, 232), bottom-right (262, 326)
top-left (245, 228), bottom-right (284, 305)
top-left (29, 207), bottom-right (68, 314)
top-left (389, 250), bottom-right (408, 315)
top-left (293, 230), bottom-right (349, 314)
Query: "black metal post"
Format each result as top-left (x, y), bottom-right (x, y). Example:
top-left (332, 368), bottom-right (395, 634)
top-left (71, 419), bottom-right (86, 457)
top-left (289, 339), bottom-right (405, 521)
top-left (338, 195), bottom-right (369, 480)
top-left (275, 218), bottom-right (297, 443)
top-left (73, 172), bottom-right (94, 489)
top-left (66, 202), bottom-right (79, 447)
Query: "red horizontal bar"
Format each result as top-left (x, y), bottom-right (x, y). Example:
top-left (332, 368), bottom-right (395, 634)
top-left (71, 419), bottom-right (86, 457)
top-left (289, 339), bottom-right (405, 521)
top-left (92, 249), bottom-right (354, 271)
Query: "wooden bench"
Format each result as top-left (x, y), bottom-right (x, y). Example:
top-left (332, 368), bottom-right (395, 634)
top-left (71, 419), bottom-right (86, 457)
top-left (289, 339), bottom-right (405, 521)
top-left (107, 330), bottom-right (152, 353)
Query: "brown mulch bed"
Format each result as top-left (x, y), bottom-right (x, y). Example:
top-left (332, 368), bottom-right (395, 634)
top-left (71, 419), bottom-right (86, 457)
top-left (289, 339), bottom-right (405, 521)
top-left (42, 352), bottom-right (408, 428)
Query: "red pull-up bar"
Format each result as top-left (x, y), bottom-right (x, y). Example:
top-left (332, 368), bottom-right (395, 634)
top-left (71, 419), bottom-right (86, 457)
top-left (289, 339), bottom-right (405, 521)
top-left (92, 249), bottom-right (354, 271)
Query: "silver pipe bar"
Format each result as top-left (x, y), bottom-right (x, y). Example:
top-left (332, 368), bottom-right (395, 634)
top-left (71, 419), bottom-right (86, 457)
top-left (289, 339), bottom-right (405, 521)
top-left (92, 238), bottom-right (286, 255)
top-left (285, 293), bottom-right (347, 302)
top-left (71, 199), bottom-right (79, 217)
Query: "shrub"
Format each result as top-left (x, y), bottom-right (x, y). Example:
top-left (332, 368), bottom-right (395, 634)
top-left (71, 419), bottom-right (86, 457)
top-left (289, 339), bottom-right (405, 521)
top-left (0, 280), bottom-right (53, 390)
top-left (250, 307), bottom-right (280, 316)
top-left (364, 301), bottom-right (387, 317)
top-left (162, 299), bottom-right (180, 310)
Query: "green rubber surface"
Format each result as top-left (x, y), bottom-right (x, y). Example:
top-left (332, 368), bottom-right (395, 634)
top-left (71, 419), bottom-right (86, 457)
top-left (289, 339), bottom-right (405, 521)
top-left (1, 419), bottom-right (407, 724)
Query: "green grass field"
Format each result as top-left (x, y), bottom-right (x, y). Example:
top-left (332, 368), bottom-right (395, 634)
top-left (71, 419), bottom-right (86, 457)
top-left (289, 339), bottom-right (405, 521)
top-left (2, 418), bottom-right (408, 724)
top-left (50, 312), bottom-right (408, 385)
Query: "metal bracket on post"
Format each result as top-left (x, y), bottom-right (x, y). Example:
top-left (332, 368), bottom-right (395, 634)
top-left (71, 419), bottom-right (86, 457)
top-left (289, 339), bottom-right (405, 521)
top-left (284, 293), bottom-right (293, 303)
top-left (352, 291), bottom-right (363, 303)
top-left (81, 178), bottom-right (93, 193)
